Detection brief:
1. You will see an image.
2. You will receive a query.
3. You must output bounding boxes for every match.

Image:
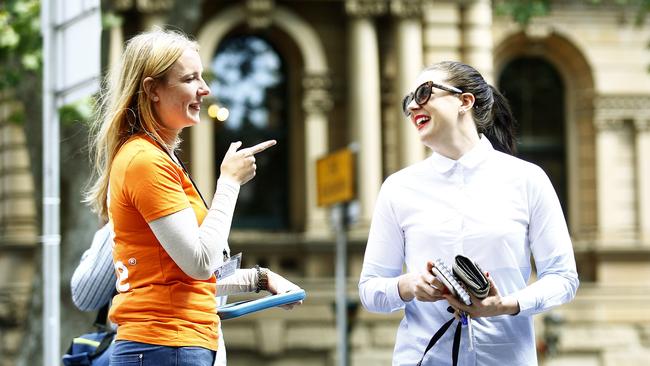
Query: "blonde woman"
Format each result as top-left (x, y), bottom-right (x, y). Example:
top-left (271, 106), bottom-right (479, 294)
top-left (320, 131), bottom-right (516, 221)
top-left (85, 29), bottom-right (298, 366)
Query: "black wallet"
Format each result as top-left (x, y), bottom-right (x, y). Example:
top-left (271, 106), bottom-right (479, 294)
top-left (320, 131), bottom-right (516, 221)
top-left (430, 255), bottom-right (490, 305)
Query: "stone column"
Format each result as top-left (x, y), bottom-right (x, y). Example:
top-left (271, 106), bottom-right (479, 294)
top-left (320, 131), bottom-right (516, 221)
top-left (422, 0), bottom-right (462, 67)
top-left (191, 120), bottom-right (216, 202)
top-left (346, 0), bottom-right (385, 228)
top-left (0, 123), bottom-right (38, 243)
top-left (391, 0), bottom-right (425, 167)
top-left (635, 119), bottom-right (650, 242)
top-left (303, 74), bottom-right (332, 237)
top-left (461, 0), bottom-right (494, 83)
top-left (108, 19), bottom-right (124, 74)
top-left (595, 118), bottom-right (637, 244)
top-left (0, 97), bottom-right (38, 366)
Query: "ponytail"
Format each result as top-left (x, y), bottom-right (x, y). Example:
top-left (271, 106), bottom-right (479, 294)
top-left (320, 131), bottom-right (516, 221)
top-left (486, 85), bottom-right (517, 155)
top-left (424, 61), bottom-right (518, 156)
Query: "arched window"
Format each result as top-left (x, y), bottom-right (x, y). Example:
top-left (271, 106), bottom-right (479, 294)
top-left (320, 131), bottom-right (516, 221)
top-left (210, 35), bottom-right (289, 229)
top-left (499, 57), bottom-right (568, 214)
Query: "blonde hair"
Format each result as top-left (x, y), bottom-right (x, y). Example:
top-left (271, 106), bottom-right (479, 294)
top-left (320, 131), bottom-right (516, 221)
top-left (85, 29), bottom-right (199, 219)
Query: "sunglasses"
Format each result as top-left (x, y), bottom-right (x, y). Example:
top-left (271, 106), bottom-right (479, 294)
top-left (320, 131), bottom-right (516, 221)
top-left (401, 81), bottom-right (463, 116)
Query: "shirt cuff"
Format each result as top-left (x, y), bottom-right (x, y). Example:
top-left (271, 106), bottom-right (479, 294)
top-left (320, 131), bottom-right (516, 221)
top-left (217, 177), bottom-right (241, 192)
top-left (386, 276), bottom-right (406, 312)
top-left (509, 289), bottom-right (536, 317)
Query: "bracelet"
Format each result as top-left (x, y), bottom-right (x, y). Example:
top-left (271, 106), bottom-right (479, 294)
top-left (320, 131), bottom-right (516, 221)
top-left (255, 265), bottom-right (269, 293)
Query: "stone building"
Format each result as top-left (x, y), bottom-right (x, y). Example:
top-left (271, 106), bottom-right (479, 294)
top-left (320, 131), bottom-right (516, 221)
top-left (1, 0), bottom-right (650, 365)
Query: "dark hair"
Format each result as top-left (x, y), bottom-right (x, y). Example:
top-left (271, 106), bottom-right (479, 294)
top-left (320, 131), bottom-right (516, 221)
top-left (424, 61), bottom-right (517, 155)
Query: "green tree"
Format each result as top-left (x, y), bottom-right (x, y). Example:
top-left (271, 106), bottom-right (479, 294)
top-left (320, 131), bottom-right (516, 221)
top-left (495, 0), bottom-right (650, 26)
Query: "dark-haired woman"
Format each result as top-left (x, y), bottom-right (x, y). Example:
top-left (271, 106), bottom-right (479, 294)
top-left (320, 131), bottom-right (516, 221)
top-left (358, 61), bottom-right (578, 365)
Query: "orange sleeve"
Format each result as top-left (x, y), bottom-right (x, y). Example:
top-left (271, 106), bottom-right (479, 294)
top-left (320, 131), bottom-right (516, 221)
top-left (124, 149), bottom-right (190, 223)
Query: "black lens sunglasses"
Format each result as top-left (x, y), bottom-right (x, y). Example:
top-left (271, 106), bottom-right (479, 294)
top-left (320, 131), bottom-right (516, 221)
top-left (402, 81), bottom-right (463, 116)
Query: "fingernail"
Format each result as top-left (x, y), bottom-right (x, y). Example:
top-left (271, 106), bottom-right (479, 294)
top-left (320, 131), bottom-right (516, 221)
top-left (486, 272), bottom-right (490, 277)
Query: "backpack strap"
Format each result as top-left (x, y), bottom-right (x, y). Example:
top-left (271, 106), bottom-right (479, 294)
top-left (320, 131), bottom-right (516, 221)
top-left (89, 295), bottom-right (116, 359)
top-left (90, 330), bottom-right (115, 359)
top-left (93, 302), bottom-right (110, 330)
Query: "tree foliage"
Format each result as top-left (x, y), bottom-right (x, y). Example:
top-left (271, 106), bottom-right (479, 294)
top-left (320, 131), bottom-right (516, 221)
top-left (495, 0), bottom-right (551, 25)
top-left (0, 0), bottom-right (41, 92)
top-left (496, 0), bottom-right (650, 26)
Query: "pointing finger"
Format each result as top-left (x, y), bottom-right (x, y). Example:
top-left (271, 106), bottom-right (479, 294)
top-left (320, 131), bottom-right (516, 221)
top-left (240, 140), bottom-right (277, 156)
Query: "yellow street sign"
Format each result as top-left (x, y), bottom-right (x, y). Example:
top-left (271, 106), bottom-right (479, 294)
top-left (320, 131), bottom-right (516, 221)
top-left (316, 148), bottom-right (355, 207)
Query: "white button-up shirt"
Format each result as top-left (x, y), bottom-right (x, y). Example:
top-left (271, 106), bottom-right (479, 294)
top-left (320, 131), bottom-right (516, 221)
top-left (359, 136), bottom-right (579, 366)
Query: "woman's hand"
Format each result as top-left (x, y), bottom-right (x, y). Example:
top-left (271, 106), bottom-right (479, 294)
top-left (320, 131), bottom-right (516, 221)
top-left (220, 140), bottom-right (276, 185)
top-left (266, 270), bottom-right (303, 310)
top-left (444, 273), bottom-right (520, 318)
top-left (398, 261), bottom-right (450, 302)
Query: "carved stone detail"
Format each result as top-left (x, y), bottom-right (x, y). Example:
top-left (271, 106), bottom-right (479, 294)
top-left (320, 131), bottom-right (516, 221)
top-left (345, 0), bottom-right (388, 17)
top-left (246, 0), bottom-right (275, 29)
top-left (634, 119), bottom-right (650, 132)
top-left (114, 0), bottom-right (134, 11)
top-left (0, 286), bottom-right (30, 327)
top-left (594, 118), bottom-right (624, 132)
top-left (594, 95), bottom-right (650, 130)
top-left (135, 0), bottom-right (173, 12)
top-left (390, 0), bottom-right (423, 18)
top-left (525, 23), bottom-right (554, 40)
top-left (303, 74), bottom-right (333, 114)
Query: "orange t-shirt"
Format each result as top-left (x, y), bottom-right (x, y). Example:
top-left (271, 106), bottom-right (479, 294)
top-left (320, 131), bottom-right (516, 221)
top-left (107, 134), bottom-right (218, 350)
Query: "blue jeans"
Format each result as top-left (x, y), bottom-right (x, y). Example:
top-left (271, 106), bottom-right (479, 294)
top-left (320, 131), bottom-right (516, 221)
top-left (110, 340), bottom-right (216, 366)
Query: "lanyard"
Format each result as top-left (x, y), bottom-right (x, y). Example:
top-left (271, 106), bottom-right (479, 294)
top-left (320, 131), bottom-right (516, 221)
top-left (147, 133), bottom-right (209, 209)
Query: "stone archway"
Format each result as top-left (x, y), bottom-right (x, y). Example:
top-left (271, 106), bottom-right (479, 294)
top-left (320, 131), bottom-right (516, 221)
top-left (494, 31), bottom-right (596, 238)
top-left (192, 4), bottom-right (332, 236)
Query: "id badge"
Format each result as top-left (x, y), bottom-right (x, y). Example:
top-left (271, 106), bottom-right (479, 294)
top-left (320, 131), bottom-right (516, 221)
top-left (214, 252), bottom-right (242, 280)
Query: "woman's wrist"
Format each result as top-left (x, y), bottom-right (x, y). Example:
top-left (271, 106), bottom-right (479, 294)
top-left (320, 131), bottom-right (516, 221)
top-left (254, 265), bottom-right (269, 293)
top-left (499, 295), bottom-right (521, 316)
top-left (397, 273), bottom-right (417, 302)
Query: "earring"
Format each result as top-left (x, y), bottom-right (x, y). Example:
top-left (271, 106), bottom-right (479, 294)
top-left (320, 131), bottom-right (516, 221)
top-left (459, 109), bottom-right (465, 115)
top-left (152, 96), bottom-right (159, 102)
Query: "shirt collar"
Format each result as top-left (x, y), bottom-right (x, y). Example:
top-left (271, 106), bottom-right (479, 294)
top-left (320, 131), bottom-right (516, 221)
top-left (428, 135), bottom-right (494, 174)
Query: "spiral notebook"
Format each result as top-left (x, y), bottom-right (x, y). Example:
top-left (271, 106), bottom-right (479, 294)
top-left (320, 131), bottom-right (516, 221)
top-left (430, 258), bottom-right (472, 306)
top-left (217, 289), bottom-right (306, 320)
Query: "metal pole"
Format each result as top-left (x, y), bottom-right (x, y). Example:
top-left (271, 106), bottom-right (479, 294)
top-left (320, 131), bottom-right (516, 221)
top-left (41, 0), bottom-right (61, 364)
top-left (334, 204), bottom-right (348, 366)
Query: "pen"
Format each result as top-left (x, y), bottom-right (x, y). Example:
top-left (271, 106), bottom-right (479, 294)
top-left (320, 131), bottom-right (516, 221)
top-left (461, 312), bottom-right (474, 350)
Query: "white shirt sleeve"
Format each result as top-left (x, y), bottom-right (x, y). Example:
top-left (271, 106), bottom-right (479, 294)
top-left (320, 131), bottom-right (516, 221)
top-left (71, 223), bottom-right (117, 311)
top-left (216, 268), bottom-right (257, 295)
top-left (511, 167), bottom-right (580, 316)
top-left (149, 177), bottom-right (240, 280)
top-left (358, 181), bottom-right (408, 313)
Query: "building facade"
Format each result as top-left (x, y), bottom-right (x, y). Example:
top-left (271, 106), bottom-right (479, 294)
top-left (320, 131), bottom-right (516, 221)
top-left (1, 0), bottom-right (650, 365)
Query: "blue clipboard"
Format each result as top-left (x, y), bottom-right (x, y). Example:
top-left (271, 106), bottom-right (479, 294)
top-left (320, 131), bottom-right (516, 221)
top-left (217, 289), bottom-right (306, 320)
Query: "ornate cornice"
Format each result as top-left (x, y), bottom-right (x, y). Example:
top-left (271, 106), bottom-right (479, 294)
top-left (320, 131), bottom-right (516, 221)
top-left (303, 74), bottom-right (333, 114)
top-left (345, 0), bottom-right (388, 18)
top-left (390, 0), bottom-right (423, 18)
top-left (594, 95), bottom-right (650, 130)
